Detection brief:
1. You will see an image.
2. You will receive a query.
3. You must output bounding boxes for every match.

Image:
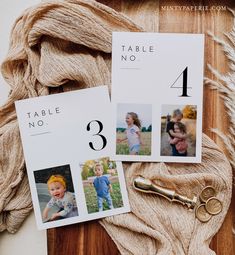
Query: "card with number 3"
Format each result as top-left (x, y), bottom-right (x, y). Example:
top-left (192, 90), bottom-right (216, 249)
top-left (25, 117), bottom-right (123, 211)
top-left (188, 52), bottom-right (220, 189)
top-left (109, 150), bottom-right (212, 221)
top-left (111, 32), bottom-right (204, 163)
top-left (15, 86), bottom-right (130, 230)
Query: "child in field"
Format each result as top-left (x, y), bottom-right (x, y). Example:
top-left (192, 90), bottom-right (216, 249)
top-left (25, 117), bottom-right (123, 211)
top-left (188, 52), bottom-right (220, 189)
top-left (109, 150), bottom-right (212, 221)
top-left (43, 175), bottom-right (78, 221)
top-left (93, 163), bottom-right (113, 212)
top-left (117, 112), bottom-right (142, 155)
top-left (166, 109), bottom-right (187, 156)
top-left (170, 122), bottom-right (188, 156)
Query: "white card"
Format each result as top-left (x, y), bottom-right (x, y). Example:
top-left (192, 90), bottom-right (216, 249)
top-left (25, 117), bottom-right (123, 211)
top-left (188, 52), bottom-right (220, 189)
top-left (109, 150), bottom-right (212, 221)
top-left (111, 32), bottom-right (204, 163)
top-left (15, 86), bottom-right (130, 230)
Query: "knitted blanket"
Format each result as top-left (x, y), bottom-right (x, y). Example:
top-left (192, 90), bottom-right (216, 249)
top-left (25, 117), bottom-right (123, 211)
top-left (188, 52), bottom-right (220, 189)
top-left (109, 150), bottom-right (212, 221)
top-left (101, 134), bottom-right (232, 254)
top-left (0, 0), bottom-right (141, 233)
top-left (0, 1), bottom-right (232, 255)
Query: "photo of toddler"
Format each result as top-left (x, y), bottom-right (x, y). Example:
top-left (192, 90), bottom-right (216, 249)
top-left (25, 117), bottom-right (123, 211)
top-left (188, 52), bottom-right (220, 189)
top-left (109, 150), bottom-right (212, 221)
top-left (34, 164), bottom-right (78, 223)
top-left (43, 175), bottom-right (78, 221)
top-left (117, 112), bottom-right (142, 155)
top-left (81, 157), bottom-right (124, 214)
top-left (93, 163), bottom-right (113, 212)
top-left (116, 104), bottom-right (152, 156)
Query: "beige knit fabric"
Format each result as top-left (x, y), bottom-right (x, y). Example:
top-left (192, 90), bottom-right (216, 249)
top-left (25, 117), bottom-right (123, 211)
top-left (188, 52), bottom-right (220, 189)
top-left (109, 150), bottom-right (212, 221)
top-left (0, 0), bottom-right (141, 233)
top-left (101, 134), bottom-right (232, 254)
top-left (0, 1), bottom-right (232, 255)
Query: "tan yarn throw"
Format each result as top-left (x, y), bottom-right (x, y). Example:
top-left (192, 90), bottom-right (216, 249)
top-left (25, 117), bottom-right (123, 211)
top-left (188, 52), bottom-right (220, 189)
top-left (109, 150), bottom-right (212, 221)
top-left (0, 0), bottom-right (141, 233)
top-left (101, 134), bottom-right (232, 254)
top-left (0, 1), bottom-right (232, 254)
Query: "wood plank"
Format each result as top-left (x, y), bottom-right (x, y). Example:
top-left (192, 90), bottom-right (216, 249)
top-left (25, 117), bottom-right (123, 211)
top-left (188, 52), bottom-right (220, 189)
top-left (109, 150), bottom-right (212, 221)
top-left (48, 1), bottom-right (235, 254)
top-left (47, 220), bottom-right (119, 255)
top-left (158, 2), bottom-right (234, 254)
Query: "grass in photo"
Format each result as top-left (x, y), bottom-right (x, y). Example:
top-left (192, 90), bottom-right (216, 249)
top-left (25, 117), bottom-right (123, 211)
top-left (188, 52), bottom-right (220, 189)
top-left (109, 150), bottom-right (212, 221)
top-left (34, 165), bottom-right (78, 223)
top-left (81, 157), bottom-right (124, 214)
top-left (116, 103), bottom-right (152, 156)
top-left (161, 105), bottom-right (197, 157)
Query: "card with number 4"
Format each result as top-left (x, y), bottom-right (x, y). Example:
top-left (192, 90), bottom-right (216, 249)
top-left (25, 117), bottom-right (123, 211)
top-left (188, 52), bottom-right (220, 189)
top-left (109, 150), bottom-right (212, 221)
top-left (15, 86), bottom-right (130, 230)
top-left (111, 32), bottom-right (204, 163)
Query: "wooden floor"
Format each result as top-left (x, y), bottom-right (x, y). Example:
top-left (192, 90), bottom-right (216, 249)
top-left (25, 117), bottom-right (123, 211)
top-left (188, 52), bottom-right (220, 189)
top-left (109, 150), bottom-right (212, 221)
top-left (48, 1), bottom-right (235, 254)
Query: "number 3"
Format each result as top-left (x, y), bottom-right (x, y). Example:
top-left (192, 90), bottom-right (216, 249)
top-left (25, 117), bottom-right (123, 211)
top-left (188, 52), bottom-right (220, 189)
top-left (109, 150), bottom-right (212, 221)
top-left (86, 120), bottom-right (107, 151)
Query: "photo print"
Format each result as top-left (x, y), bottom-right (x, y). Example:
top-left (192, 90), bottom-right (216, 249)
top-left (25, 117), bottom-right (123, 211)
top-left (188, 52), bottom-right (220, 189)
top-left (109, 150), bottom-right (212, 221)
top-left (111, 32), bottom-right (204, 162)
top-left (80, 157), bottom-right (124, 214)
top-left (116, 103), bottom-right (152, 156)
top-left (34, 164), bottom-right (78, 223)
top-left (161, 105), bottom-right (197, 157)
top-left (15, 86), bottom-right (130, 229)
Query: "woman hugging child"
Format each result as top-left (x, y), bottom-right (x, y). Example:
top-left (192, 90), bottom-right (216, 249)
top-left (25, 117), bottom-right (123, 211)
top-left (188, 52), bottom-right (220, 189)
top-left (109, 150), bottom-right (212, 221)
top-left (166, 109), bottom-right (188, 156)
top-left (170, 122), bottom-right (188, 156)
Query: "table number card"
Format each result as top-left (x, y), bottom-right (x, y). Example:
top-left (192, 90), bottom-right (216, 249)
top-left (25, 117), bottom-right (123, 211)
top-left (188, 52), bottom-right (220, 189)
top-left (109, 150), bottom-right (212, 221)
top-left (111, 32), bottom-right (204, 163)
top-left (15, 86), bottom-right (130, 230)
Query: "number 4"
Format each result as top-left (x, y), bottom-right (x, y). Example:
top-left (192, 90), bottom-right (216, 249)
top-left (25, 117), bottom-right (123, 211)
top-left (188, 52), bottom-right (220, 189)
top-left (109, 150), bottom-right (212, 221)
top-left (170, 67), bottom-right (191, 97)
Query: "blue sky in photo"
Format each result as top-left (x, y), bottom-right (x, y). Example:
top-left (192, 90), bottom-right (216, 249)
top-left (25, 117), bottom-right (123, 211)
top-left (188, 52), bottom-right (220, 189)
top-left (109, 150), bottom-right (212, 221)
top-left (162, 104), bottom-right (185, 116)
top-left (117, 103), bottom-right (152, 128)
